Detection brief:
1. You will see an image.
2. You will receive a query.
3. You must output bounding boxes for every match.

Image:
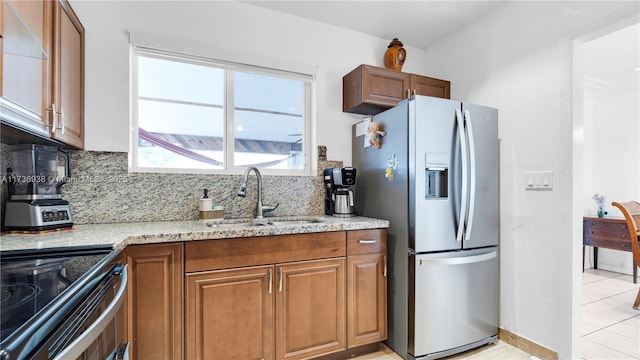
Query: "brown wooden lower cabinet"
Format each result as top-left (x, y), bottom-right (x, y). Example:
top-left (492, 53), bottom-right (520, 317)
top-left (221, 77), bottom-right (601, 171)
top-left (347, 253), bottom-right (387, 347)
top-left (124, 242), bottom-right (184, 360)
top-left (186, 265), bottom-right (274, 360)
top-left (126, 230), bottom-right (387, 360)
top-left (277, 258), bottom-right (346, 360)
top-left (346, 229), bottom-right (387, 348)
top-left (185, 259), bottom-right (346, 360)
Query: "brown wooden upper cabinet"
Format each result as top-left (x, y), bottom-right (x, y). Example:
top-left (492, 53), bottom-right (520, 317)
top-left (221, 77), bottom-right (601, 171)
top-left (343, 64), bottom-right (450, 115)
top-left (0, 0), bottom-right (50, 136)
top-left (0, 0), bottom-right (84, 148)
top-left (50, 0), bottom-right (84, 148)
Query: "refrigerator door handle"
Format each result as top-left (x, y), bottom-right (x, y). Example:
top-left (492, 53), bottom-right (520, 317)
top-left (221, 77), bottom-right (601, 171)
top-left (419, 251), bottom-right (497, 266)
top-left (455, 109), bottom-right (468, 243)
top-left (463, 110), bottom-right (476, 242)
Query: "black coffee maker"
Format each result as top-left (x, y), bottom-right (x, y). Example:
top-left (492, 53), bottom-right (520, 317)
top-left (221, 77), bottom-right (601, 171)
top-left (323, 167), bottom-right (356, 217)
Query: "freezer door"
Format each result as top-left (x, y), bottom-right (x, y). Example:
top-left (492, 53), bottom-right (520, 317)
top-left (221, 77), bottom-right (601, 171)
top-left (410, 96), bottom-right (464, 253)
top-left (462, 103), bottom-right (499, 249)
top-left (409, 248), bottom-right (498, 359)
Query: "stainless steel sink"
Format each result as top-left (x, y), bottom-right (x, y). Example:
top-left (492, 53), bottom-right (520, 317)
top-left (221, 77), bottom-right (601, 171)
top-left (205, 221), bottom-right (266, 228)
top-left (267, 219), bottom-right (324, 226)
top-left (205, 218), bottom-right (324, 228)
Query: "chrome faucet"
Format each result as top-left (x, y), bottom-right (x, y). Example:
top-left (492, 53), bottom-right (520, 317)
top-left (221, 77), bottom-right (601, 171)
top-left (237, 166), bottom-right (279, 219)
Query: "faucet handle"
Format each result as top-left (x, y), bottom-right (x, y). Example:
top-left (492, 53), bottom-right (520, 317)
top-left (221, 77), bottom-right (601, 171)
top-left (262, 202), bottom-right (279, 214)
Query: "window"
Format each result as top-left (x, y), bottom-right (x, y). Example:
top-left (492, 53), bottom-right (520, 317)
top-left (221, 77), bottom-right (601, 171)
top-left (130, 47), bottom-right (313, 175)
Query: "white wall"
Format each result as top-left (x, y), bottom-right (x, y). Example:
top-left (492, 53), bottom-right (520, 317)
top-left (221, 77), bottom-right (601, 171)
top-left (423, 2), bottom-right (639, 358)
top-left (70, 0), bottom-right (426, 165)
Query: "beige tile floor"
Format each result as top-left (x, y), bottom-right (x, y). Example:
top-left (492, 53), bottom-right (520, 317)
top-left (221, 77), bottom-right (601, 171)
top-left (355, 268), bottom-right (640, 360)
top-left (582, 269), bottom-right (639, 360)
top-left (353, 341), bottom-right (531, 360)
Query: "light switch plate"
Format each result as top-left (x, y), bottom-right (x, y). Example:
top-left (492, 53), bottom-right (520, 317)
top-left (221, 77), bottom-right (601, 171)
top-left (525, 170), bottom-right (553, 191)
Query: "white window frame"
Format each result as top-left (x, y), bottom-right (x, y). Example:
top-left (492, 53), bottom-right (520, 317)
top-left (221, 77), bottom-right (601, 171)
top-left (129, 46), bottom-right (315, 176)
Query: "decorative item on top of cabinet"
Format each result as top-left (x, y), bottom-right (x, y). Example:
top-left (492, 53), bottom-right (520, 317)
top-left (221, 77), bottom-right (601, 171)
top-left (343, 64), bottom-right (450, 115)
top-left (383, 38), bottom-right (406, 71)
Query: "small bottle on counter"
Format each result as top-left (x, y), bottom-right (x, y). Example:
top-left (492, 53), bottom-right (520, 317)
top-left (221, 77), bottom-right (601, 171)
top-left (199, 189), bottom-right (224, 220)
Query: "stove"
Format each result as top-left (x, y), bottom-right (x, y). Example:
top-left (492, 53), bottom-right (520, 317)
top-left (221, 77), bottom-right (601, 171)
top-left (0, 246), bottom-right (126, 359)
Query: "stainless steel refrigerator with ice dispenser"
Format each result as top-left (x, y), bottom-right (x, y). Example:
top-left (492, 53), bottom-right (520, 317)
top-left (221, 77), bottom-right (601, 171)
top-left (352, 95), bottom-right (499, 360)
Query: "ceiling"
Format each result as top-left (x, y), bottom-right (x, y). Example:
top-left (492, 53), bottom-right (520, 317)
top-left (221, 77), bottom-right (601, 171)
top-left (583, 23), bottom-right (640, 96)
top-left (242, 1), bottom-right (639, 94)
top-left (241, 1), bottom-right (504, 50)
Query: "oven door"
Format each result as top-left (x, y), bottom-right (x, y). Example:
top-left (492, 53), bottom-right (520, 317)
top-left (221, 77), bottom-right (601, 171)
top-left (50, 264), bottom-right (128, 360)
top-left (0, 250), bottom-right (128, 360)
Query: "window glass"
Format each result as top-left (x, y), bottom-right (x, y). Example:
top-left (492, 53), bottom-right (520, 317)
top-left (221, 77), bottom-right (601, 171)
top-left (131, 49), bottom-right (312, 174)
top-left (233, 71), bottom-right (304, 169)
top-left (136, 54), bottom-right (225, 169)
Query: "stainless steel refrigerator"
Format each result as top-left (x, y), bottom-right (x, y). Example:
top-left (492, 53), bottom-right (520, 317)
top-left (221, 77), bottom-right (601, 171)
top-left (352, 95), bottom-right (499, 360)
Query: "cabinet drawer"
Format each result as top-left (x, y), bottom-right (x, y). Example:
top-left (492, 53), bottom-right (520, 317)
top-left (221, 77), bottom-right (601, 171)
top-left (583, 236), bottom-right (633, 251)
top-left (185, 232), bottom-right (346, 272)
top-left (583, 218), bottom-right (631, 251)
top-left (584, 220), bottom-right (629, 239)
top-left (347, 229), bottom-right (387, 256)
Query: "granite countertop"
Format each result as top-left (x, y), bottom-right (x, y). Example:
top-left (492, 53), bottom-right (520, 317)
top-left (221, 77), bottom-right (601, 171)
top-left (0, 215), bottom-right (389, 252)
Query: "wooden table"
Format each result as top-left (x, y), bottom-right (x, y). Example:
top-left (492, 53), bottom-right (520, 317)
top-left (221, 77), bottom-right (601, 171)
top-left (583, 216), bottom-right (638, 283)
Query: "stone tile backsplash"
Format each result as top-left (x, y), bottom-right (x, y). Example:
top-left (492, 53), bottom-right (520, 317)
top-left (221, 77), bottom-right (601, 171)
top-left (1, 143), bottom-right (342, 225)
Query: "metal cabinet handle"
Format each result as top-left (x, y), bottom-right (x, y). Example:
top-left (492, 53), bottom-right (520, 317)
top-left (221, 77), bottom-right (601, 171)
top-left (359, 239), bottom-right (377, 244)
top-left (46, 104), bottom-right (56, 130)
top-left (268, 268), bottom-right (273, 294)
top-left (278, 267), bottom-right (283, 292)
top-left (58, 106), bottom-right (65, 134)
top-left (383, 255), bottom-right (387, 277)
top-left (48, 103), bottom-right (57, 131)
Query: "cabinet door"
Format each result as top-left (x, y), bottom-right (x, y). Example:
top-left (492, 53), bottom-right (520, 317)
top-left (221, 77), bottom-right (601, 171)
top-left (124, 243), bottom-right (184, 360)
top-left (276, 258), bottom-right (346, 360)
top-left (347, 253), bottom-right (387, 348)
top-left (343, 64), bottom-right (410, 115)
top-left (186, 265), bottom-right (275, 360)
top-left (51, 0), bottom-right (83, 148)
top-left (0, 0), bottom-right (50, 135)
top-left (363, 65), bottom-right (410, 107)
top-left (410, 74), bottom-right (450, 99)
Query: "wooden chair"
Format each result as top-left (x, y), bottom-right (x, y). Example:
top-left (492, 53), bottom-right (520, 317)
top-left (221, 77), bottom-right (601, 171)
top-left (611, 201), bottom-right (640, 310)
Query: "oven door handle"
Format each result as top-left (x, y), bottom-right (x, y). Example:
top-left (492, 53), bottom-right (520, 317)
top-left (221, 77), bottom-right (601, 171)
top-left (52, 264), bottom-right (128, 360)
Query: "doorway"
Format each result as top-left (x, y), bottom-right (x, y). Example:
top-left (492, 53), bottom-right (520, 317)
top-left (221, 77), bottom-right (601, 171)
top-left (573, 21), bottom-right (640, 359)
